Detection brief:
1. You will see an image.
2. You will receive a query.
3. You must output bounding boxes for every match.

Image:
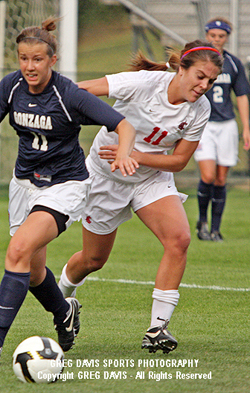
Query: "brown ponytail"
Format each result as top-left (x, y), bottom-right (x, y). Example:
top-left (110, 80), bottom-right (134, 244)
top-left (16, 16), bottom-right (59, 57)
top-left (128, 39), bottom-right (223, 74)
top-left (129, 51), bottom-right (168, 71)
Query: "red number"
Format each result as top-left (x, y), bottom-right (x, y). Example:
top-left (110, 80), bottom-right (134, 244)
top-left (152, 131), bottom-right (168, 145)
top-left (144, 127), bottom-right (160, 143)
top-left (144, 127), bottom-right (168, 145)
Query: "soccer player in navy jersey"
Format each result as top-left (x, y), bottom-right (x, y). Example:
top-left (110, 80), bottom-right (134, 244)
top-left (0, 17), bottom-right (138, 357)
top-left (194, 17), bottom-right (250, 242)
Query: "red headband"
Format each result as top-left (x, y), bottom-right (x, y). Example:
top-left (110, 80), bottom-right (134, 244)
top-left (181, 46), bottom-right (221, 60)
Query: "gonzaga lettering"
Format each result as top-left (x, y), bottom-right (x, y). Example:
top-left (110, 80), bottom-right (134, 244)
top-left (14, 112), bottom-right (52, 130)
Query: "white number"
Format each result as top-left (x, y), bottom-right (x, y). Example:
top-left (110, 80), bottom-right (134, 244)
top-left (31, 132), bottom-right (48, 151)
top-left (213, 86), bottom-right (223, 103)
top-left (40, 134), bottom-right (48, 151)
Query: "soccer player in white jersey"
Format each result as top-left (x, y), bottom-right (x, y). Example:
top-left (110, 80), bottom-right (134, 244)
top-left (0, 17), bottom-right (137, 358)
top-left (59, 40), bottom-right (223, 354)
top-left (194, 17), bottom-right (250, 242)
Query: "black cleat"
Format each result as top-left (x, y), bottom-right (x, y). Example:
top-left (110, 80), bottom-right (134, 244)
top-left (142, 320), bottom-right (177, 354)
top-left (196, 221), bottom-right (211, 241)
top-left (54, 297), bottom-right (82, 352)
top-left (210, 231), bottom-right (223, 242)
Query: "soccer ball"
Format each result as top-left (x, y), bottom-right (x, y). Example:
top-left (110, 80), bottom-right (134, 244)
top-left (13, 336), bottom-right (64, 383)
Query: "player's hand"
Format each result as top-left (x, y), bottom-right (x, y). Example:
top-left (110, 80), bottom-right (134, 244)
top-left (243, 130), bottom-right (250, 151)
top-left (110, 156), bottom-right (139, 176)
top-left (99, 145), bottom-right (139, 176)
top-left (98, 145), bottom-right (118, 161)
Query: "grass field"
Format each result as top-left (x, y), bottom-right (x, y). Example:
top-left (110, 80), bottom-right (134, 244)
top-left (0, 182), bottom-right (250, 392)
top-left (1, 9), bottom-right (250, 392)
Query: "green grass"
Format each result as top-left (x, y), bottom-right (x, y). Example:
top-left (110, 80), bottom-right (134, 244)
top-left (0, 184), bottom-right (250, 392)
top-left (1, 11), bottom-right (250, 392)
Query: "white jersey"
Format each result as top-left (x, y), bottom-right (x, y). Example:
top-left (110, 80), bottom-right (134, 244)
top-left (88, 70), bottom-right (211, 183)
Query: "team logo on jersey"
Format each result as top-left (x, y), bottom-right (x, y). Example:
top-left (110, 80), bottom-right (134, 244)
top-left (34, 172), bottom-right (52, 182)
top-left (86, 216), bottom-right (92, 224)
top-left (14, 111), bottom-right (52, 130)
top-left (178, 121), bottom-right (188, 130)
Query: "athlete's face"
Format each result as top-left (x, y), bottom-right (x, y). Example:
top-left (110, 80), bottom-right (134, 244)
top-left (178, 60), bottom-right (220, 103)
top-left (206, 29), bottom-right (228, 53)
top-left (18, 42), bottom-right (57, 94)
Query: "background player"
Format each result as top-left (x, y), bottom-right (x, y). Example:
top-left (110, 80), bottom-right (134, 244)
top-left (194, 17), bottom-right (250, 241)
top-left (0, 17), bottom-right (137, 357)
top-left (59, 40), bottom-right (223, 354)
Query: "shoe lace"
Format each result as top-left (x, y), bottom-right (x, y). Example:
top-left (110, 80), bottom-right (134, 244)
top-left (162, 319), bottom-right (170, 331)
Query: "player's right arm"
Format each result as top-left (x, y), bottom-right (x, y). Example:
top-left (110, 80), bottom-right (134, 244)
top-left (77, 77), bottom-right (109, 97)
top-left (111, 118), bottom-right (139, 177)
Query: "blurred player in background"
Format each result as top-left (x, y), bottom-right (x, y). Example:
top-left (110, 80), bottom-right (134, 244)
top-left (0, 17), bottom-right (137, 357)
top-left (194, 17), bottom-right (250, 242)
top-left (59, 40), bottom-right (223, 354)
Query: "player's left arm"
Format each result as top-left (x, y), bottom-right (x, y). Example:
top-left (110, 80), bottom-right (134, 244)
top-left (236, 94), bottom-right (250, 150)
top-left (131, 139), bottom-right (199, 172)
top-left (99, 138), bottom-right (199, 173)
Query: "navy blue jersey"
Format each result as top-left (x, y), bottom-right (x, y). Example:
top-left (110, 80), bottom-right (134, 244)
top-left (205, 50), bottom-right (250, 122)
top-left (0, 70), bottom-right (124, 187)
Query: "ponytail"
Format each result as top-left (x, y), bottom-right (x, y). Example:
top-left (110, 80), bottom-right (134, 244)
top-left (129, 51), bottom-right (169, 71)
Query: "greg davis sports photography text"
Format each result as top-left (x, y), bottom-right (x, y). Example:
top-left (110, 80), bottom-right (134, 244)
top-left (40, 357), bottom-right (213, 383)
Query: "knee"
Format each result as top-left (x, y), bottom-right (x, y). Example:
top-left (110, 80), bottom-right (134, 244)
top-left (214, 177), bottom-right (226, 187)
top-left (178, 228), bottom-right (191, 252)
top-left (87, 256), bottom-right (107, 272)
top-left (164, 228), bottom-right (191, 255)
top-left (79, 251), bottom-right (107, 273)
top-left (5, 240), bottom-right (30, 270)
top-left (201, 174), bottom-right (215, 185)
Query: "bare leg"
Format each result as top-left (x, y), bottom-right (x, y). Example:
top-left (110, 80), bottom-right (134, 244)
top-left (0, 211), bottom-right (59, 349)
top-left (136, 195), bottom-right (190, 290)
top-left (6, 211), bottom-right (58, 275)
top-left (137, 195), bottom-right (190, 353)
top-left (59, 226), bottom-right (117, 296)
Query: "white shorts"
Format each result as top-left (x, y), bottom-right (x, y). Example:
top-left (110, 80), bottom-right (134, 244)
top-left (8, 174), bottom-right (91, 236)
top-left (194, 119), bottom-right (239, 167)
top-left (82, 169), bottom-right (187, 235)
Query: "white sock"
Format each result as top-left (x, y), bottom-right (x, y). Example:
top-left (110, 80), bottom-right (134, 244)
top-left (150, 288), bottom-right (180, 327)
top-left (58, 264), bottom-right (86, 298)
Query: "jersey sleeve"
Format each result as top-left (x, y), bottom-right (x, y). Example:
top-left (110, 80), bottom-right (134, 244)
top-left (231, 58), bottom-right (250, 96)
top-left (0, 75), bottom-right (12, 122)
top-left (106, 70), bottom-right (167, 102)
top-left (69, 84), bottom-right (125, 131)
